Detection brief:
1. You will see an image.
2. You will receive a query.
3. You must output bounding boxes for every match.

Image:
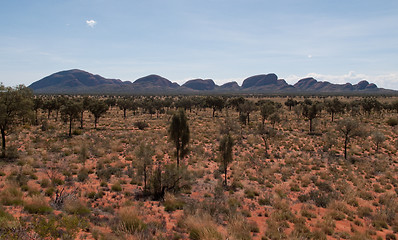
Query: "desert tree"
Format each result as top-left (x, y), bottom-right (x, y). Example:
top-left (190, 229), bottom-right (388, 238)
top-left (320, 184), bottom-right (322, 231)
top-left (174, 97), bottom-right (193, 112)
top-left (205, 96), bottom-right (225, 118)
top-left (104, 97), bottom-right (117, 109)
top-left (0, 84), bottom-right (33, 158)
top-left (257, 123), bottom-right (276, 157)
top-left (60, 99), bottom-right (82, 137)
top-left (117, 98), bottom-right (132, 119)
top-left (324, 98), bottom-right (345, 122)
top-left (372, 131), bottom-right (386, 153)
top-left (391, 100), bottom-right (398, 113)
top-left (284, 98), bottom-right (298, 111)
top-left (33, 97), bottom-right (43, 125)
top-left (79, 96), bottom-right (92, 129)
top-left (337, 118), bottom-right (362, 160)
top-left (259, 100), bottom-right (276, 126)
top-left (141, 97), bottom-right (156, 118)
top-left (269, 112), bottom-right (281, 128)
top-left (150, 162), bottom-right (189, 200)
top-left (302, 102), bottom-right (321, 133)
top-left (227, 96), bottom-right (245, 110)
top-left (168, 109), bottom-right (190, 168)
top-left (43, 98), bottom-right (56, 119)
top-left (53, 96), bottom-right (66, 121)
top-left (238, 100), bottom-right (257, 125)
top-left (219, 133), bottom-right (234, 186)
top-left (361, 98), bottom-right (382, 116)
top-left (135, 142), bottom-right (155, 192)
top-left (151, 98), bottom-right (165, 118)
top-left (347, 100), bottom-right (361, 117)
top-left (88, 100), bottom-right (109, 129)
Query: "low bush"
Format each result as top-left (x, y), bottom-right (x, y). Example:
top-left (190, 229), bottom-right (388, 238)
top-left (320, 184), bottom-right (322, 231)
top-left (134, 121), bottom-right (149, 130)
top-left (63, 198), bottom-right (91, 216)
top-left (111, 182), bottom-right (122, 192)
top-left (387, 118), bottom-right (398, 127)
top-left (24, 195), bottom-right (53, 214)
top-left (0, 186), bottom-right (23, 206)
top-left (163, 193), bottom-right (185, 212)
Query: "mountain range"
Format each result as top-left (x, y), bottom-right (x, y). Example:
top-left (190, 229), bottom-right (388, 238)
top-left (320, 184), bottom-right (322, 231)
top-left (28, 69), bottom-right (395, 94)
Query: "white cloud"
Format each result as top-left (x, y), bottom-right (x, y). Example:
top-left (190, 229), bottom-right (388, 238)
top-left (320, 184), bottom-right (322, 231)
top-left (284, 71), bottom-right (398, 90)
top-left (86, 20), bottom-right (97, 28)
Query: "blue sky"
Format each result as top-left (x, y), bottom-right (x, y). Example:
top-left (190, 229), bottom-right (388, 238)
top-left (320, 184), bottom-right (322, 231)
top-left (1, 0), bottom-right (398, 89)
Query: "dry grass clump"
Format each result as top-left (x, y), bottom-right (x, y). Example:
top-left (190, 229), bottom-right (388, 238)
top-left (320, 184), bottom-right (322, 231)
top-left (115, 206), bottom-right (148, 235)
top-left (63, 198), bottom-right (91, 216)
top-left (163, 193), bottom-right (184, 212)
top-left (180, 213), bottom-right (223, 240)
top-left (0, 185), bottom-right (23, 206)
top-left (24, 194), bottom-right (52, 214)
top-left (227, 214), bottom-right (253, 240)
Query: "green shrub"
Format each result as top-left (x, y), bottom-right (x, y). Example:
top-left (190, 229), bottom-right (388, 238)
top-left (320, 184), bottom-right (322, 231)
top-left (164, 193), bottom-right (184, 212)
top-left (111, 182), bottom-right (122, 192)
top-left (387, 118), bottom-right (398, 127)
top-left (244, 189), bottom-right (259, 199)
top-left (45, 187), bottom-right (55, 197)
top-left (357, 206), bottom-right (373, 218)
top-left (77, 168), bottom-right (89, 182)
top-left (40, 178), bottom-right (50, 188)
top-left (0, 207), bottom-right (15, 228)
top-left (290, 183), bottom-right (301, 192)
top-left (258, 197), bottom-right (272, 206)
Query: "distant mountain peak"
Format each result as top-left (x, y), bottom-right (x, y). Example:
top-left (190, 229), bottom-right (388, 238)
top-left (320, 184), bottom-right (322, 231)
top-left (182, 79), bottom-right (216, 90)
top-left (29, 69), bottom-right (124, 91)
top-left (133, 74), bottom-right (180, 88)
top-left (241, 73), bottom-right (278, 89)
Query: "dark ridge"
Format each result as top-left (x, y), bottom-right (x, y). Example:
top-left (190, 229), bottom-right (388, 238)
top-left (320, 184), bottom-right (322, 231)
top-left (28, 69), bottom-right (394, 94)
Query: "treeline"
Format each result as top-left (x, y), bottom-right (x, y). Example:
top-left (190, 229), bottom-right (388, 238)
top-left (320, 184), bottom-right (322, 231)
top-left (2, 83), bottom-right (398, 158)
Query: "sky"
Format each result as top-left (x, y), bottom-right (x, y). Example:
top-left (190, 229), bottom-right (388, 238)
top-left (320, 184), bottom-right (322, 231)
top-left (1, 0), bottom-right (398, 89)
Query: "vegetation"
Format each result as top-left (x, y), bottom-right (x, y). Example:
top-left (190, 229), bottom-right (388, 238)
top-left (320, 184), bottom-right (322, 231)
top-left (0, 92), bottom-right (397, 239)
top-left (168, 109), bottom-right (190, 168)
top-left (0, 84), bottom-right (33, 157)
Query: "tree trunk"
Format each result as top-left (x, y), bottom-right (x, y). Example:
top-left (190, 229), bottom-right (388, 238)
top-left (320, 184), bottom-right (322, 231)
top-left (309, 118), bottom-right (313, 133)
top-left (262, 137), bottom-right (268, 156)
top-left (224, 164), bottom-right (228, 186)
top-left (69, 117), bottom-right (72, 137)
top-left (1, 128), bottom-right (5, 158)
top-left (331, 112), bottom-right (334, 122)
top-left (48, 110), bottom-right (51, 119)
top-left (80, 111), bottom-right (84, 129)
top-left (176, 146), bottom-right (180, 168)
top-left (123, 109), bottom-right (126, 119)
top-left (344, 136), bottom-right (348, 159)
top-left (213, 108), bottom-right (215, 118)
top-left (35, 109), bottom-right (39, 125)
top-left (144, 167), bottom-right (147, 191)
top-left (247, 113), bottom-right (250, 124)
top-left (94, 118), bottom-right (98, 129)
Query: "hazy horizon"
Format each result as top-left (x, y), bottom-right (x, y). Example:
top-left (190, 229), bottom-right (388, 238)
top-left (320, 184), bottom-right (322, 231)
top-left (1, 1), bottom-right (398, 89)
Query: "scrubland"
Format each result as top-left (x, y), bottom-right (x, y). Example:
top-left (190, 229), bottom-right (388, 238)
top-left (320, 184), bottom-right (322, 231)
top-left (1, 95), bottom-right (398, 240)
